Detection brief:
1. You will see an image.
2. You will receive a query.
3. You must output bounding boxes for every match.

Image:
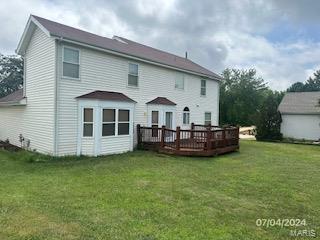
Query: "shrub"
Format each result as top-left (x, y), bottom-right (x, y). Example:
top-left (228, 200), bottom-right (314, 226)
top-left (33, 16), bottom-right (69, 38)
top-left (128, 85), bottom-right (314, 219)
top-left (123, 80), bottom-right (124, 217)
top-left (256, 94), bottom-right (282, 141)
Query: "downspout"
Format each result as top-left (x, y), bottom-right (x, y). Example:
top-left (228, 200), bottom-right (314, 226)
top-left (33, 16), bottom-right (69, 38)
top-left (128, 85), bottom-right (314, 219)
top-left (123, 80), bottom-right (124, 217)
top-left (53, 38), bottom-right (60, 156)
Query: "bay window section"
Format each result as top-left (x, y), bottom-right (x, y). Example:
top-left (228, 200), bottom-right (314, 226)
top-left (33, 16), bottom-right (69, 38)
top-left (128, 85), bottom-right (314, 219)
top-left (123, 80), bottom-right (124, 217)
top-left (118, 110), bottom-right (130, 135)
top-left (83, 108), bottom-right (93, 137)
top-left (102, 109), bottom-right (116, 136)
top-left (63, 47), bottom-right (80, 79)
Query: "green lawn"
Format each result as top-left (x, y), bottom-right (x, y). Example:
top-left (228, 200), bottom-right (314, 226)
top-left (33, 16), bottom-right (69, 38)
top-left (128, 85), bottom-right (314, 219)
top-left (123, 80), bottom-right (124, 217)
top-left (0, 141), bottom-right (319, 240)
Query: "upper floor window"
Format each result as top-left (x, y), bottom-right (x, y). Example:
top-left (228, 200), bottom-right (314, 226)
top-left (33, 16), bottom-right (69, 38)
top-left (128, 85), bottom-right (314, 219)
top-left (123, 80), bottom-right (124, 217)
top-left (63, 47), bottom-right (80, 79)
top-left (83, 108), bottom-right (93, 137)
top-left (175, 73), bottom-right (184, 90)
top-left (201, 79), bottom-right (206, 96)
top-left (183, 107), bottom-right (190, 125)
top-left (128, 63), bottom-right (138, 87)
top-left (204, 112), bottom-right (211, 125)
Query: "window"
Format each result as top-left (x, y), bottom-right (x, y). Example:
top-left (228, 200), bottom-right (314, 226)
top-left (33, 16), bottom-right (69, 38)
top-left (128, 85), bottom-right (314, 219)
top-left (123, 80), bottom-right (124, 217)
top-left (63, 47), bottom-right (80, 79)
top-left (83, 108), bottom-right (93, 137)
top-left (175, 73), bottom-right (184, 90)
top-left (183, 107), bottom-right (190, 125)
top-left (204, 112), bottom-right (212, 125)
top-left (201, 79), bottom-right (206, 96)
top-left (118, 109), bottom-right (130, 135)
top-left (102, 109), bottom-right (115, 136)
top-left (128, 63), bottom-right (138, 86)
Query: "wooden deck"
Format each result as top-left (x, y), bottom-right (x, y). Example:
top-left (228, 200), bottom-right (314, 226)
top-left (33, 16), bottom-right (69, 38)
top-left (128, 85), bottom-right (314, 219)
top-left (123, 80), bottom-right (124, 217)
top-left (137, 123), bottom-right (239, 157)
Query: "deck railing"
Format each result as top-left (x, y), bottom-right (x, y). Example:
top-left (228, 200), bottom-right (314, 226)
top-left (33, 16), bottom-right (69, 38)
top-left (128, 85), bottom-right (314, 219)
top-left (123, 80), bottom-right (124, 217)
top-left (137, 123), bottom-right (239, 156)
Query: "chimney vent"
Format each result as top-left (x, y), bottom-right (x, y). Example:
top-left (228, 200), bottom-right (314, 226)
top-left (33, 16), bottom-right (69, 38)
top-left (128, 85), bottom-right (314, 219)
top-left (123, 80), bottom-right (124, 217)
top-left (185, 51), bottom-right (188, 59)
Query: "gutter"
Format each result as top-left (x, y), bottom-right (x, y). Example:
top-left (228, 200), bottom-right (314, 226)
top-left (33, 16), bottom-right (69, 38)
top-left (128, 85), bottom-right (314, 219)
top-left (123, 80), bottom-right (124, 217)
top-left (51, 36), bottom-right (222, 82)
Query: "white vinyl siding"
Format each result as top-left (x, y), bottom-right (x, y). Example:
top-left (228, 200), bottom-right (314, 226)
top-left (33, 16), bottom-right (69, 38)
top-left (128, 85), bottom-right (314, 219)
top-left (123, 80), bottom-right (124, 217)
top-left (0, 27), bottom-right (56, 154)
top-left (56, 42), bottom-right (219, 156)
top-left (281, 114), bottom-right (320, 140)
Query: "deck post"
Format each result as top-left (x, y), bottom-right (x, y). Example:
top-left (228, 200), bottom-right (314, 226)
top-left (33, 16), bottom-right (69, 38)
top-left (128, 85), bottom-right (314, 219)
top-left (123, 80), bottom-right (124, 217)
top-left (190, 123), bottom-right (194, 139)
top-left (137, 124), bottom-right (141, 149)
top-left (160, 125), bottom-right (165, 148)
top-left (176, 126), bottom-right (181, 151)
top-left (206, 128), bottom-right (212, 151)
top-left (222, 128), bottom-right (226, 147)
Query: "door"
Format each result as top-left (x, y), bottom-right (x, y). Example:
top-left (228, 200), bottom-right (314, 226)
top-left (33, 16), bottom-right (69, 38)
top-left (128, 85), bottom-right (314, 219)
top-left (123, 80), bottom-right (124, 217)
top-left (151, 110), bottom-right (159, 137)
top-left (165, 111), bottom-right (173, 138)
top-left (165, 112), bottom-right (173, 129)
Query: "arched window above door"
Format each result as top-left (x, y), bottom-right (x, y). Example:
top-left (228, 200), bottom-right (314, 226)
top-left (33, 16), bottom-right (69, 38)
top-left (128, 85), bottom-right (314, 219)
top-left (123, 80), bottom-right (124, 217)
top-left (183, 107), bottom-right (190, 125)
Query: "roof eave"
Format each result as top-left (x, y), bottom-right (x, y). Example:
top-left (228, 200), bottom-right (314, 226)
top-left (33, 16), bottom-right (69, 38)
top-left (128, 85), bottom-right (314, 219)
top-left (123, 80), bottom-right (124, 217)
top-left (53, 36), bottom-right (221, 81)
top-left (0, 98), bottom-right (27, 107)
top-left (16, 15), bottom-right (51, 55)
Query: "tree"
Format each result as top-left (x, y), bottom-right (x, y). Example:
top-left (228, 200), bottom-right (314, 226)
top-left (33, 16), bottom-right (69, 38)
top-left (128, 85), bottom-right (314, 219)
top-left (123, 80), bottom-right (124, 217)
top-left (220, 68), bottom-right (268, 126)
top-left (287, 82), bottom-right (305, 92)
top-left (256, 92), bottom-right (282, 141)
top-left (287, 70), bottom-right (320, 92)
top-left (0, 54), bottom-right (24, 98)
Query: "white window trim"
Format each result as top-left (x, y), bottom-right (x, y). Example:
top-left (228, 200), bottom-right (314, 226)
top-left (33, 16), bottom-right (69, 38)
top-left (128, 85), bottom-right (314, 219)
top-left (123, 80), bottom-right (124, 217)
top-left (200, 79), bottom-right (207, 97)
top-left (102, 108), bottom-right (116, 137)
top-left (127, 62), bottom-right (139, 88)
top-left (62, 46), bottom-right (81, 80)
top-left (82, 107), bottom-right (94, 138)
top-left (204, 111), bottom-right (212, 125)
top-left (118, 109), bottom-right (130, 136)
top-left (175, 73), bottom-right (185, 90)
top-left (101, 108), bottom-right (131, 138)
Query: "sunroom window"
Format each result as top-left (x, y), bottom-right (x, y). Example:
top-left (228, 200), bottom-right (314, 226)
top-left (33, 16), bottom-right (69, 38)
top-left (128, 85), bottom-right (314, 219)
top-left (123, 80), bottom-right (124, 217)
top-left (63, 47), bottom-right (80, 79)
top-left (83, 108), bottom-right (93, 137)
top-left (118, 109), bottom-right (130, 135)
top-left (102, 109), bottom-right (116, 136)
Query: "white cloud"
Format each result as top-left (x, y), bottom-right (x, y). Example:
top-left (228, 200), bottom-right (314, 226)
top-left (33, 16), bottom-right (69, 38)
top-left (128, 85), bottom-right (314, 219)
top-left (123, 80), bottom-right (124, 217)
top-left (1, 0), bottom-right (320, 90)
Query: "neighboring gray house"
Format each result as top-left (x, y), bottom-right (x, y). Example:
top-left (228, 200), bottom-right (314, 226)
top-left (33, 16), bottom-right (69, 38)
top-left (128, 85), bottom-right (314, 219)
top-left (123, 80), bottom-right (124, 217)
top-left (278, 92), bottom-right (320, 141)
top-left (0, 15), bottom-right (221, 156)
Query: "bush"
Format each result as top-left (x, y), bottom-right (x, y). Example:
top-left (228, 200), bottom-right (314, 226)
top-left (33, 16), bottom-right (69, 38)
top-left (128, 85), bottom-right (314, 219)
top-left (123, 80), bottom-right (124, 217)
top-left (256, 94), bottom-right (282, 141)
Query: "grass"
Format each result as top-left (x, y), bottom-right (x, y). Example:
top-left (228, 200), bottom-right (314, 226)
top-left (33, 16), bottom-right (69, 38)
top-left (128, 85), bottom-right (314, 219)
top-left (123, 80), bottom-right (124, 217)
top-left (0, 141), bottom-right (319, 240)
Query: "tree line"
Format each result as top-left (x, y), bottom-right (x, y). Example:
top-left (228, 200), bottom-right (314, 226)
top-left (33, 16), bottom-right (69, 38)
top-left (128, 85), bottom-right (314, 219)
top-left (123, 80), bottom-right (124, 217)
top-left (1, 53), bottom-right (319, 141)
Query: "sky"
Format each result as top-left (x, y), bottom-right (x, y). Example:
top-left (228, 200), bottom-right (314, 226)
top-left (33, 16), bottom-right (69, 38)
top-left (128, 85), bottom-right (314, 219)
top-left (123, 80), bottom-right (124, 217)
top-left (1, 0), bottom-right (320, 90)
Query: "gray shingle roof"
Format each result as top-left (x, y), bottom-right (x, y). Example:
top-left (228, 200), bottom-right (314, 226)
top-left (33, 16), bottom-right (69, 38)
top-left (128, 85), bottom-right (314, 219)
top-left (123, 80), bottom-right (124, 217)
top-left (278, 91), bottom-right (320, 114)
top-left (76, 90), bottom-right (136, 103)
top-left (0, 89), bottom-right (24, 103)
top-left (32, 15), bottom-right (221, 80)
top-left (146, 97), bottom-right (176, 105)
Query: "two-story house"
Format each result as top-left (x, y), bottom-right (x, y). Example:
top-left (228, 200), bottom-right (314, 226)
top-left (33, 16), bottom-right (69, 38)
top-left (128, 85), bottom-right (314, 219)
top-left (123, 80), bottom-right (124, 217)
top-left (0, 15), bottom-right (222, 156)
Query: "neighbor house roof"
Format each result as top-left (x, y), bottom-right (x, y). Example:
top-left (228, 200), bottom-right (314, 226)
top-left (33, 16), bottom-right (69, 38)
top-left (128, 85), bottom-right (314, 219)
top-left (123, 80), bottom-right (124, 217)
top-left (76, 90), bottom-right (136, 103)
top-left (0, 89), bottom-right (25, 105)
top-left (146, 97), bottom-right (176, 105)
top-left (17, 15), bottom-right (221, 80)
top-left (278, 91), bottom-right (320, 114)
